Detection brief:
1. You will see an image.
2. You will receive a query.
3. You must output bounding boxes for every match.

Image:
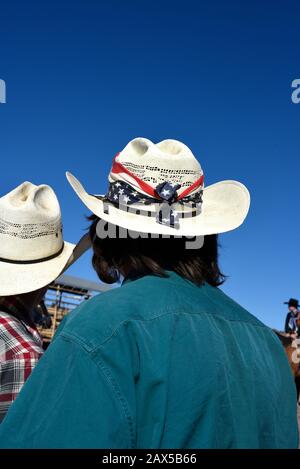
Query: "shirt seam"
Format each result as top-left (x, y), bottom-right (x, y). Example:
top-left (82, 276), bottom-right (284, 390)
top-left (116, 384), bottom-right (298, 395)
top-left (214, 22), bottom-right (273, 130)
top-left (60, 308), bottom-right (269, 353)
top-left (60, 334), bottom-right (136, 449)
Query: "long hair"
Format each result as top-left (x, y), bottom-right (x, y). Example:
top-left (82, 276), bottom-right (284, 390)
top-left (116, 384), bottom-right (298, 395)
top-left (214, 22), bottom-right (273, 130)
top-left (88, 215), bottom-right (225, 286)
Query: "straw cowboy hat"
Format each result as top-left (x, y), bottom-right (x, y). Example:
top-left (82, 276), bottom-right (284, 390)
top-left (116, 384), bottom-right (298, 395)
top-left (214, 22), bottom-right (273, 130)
top-left (66, 137), bottom-right (250, 236)
top-left (0, 182), bottom-right (91, 296)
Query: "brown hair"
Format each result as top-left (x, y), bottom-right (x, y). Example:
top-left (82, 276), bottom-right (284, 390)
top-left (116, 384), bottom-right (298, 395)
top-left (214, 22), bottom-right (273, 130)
top-left (88, 215), bottom-right (225, 286)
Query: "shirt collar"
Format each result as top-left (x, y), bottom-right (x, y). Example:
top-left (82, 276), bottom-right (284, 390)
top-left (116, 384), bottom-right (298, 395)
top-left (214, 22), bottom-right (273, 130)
top-left (122, 269), bottom-right (177, 286)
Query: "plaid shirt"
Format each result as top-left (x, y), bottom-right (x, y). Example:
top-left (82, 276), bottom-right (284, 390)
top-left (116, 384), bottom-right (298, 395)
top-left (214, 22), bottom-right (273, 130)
top-left (0, 297), bottom-right (44, 423)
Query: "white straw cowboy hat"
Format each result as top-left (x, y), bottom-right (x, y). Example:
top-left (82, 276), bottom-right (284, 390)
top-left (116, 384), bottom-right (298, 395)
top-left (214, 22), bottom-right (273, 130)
top-left (66, 137), bottom-right (250, 236)
top-left (0, 182), bottom-right (91, 296)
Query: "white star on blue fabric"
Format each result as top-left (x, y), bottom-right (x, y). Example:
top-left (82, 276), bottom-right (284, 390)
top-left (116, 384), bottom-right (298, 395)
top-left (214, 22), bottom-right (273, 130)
top-left (122, 195), bottom-right (131, 203)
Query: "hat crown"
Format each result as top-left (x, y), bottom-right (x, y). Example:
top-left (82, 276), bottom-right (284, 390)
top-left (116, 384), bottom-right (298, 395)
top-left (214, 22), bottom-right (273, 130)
top-left (4, 181), bottom-right (60, 213)
top-left (286, 298), bottom-right (299, 307)
top-left (0, 182), bottom-right (63, 262)
top-left (126, 137), bottom-right (195, 157)
top-left (109, 137), bottom-right (203, 195)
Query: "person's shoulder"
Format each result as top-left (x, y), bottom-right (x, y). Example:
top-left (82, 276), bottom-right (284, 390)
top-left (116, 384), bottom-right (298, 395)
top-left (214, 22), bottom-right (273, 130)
top-left (55, 275), bottom-right (165, 348)
top-left (202, 283), bottom-right (269, 328)
top-left (0, 311), bottom-right (21, 337)
top-left (55, 272), bottom-right (200, 348)
top-left (0, 311), bottom-right (43, 358)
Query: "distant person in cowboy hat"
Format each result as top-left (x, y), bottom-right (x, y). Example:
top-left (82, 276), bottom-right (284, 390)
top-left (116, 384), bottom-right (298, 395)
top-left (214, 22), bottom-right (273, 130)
top-left (0, 182), bottom-right (90, 423)
top-left (0, 138), bottom-right (297, 448)
top-left (284, 298), bottom-right (300, 336)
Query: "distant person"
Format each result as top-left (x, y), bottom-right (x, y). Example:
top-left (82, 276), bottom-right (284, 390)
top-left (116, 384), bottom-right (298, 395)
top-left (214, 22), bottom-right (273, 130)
top-left (33, 300), bottom-right (52, 329)
top-left (0, 138), bottom-right (298, 448)
top-left (284, 298), bottom-right (300, 336)
top-left (0, 182), bottom-right (89, 422)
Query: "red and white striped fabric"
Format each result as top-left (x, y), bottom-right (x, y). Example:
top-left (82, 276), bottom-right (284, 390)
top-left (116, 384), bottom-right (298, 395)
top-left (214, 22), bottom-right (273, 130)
top-left (0, 308), bottom-right (43, 422)
top-left (110, 153), bottom-right (204, 201)
top-left (108, 138), bottom-right (205, 199)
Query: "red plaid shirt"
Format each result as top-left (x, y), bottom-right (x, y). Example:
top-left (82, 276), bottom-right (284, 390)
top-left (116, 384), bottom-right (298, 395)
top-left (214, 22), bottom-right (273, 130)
top-left (0, 297), bottom-right (44, 422)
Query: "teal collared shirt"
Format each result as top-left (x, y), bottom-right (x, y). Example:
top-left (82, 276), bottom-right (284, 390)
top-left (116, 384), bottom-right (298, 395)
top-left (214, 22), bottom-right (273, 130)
top-left (0, 271), bottom-right (298, 448)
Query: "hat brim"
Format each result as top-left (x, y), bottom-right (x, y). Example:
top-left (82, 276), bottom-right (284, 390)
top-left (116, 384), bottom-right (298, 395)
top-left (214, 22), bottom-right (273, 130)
top-left (0, 233), bottom-right (91, 296)
top-left (66, 172), bottom-right (250, 237)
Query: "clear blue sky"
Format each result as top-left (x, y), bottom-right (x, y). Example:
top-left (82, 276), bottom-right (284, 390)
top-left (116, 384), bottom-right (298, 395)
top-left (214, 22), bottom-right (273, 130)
top-left (0, 0), bottom-right (299, 329)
